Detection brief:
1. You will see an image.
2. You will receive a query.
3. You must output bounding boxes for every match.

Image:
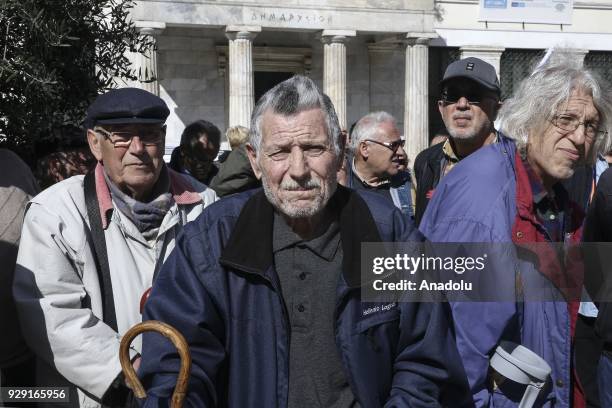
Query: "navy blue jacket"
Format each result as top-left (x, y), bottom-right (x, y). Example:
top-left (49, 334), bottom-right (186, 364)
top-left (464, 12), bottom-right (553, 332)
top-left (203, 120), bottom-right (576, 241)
top-left (139, 186), bottom-right (469, 407)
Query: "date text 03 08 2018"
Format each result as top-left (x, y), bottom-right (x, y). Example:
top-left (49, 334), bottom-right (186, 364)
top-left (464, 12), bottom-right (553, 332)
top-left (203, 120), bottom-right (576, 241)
top-left (1, 387), bottom-right (69, 403)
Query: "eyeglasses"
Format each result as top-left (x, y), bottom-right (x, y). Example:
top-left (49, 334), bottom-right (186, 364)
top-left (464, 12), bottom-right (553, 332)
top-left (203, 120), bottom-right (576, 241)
top-left (551, 114), bottom-right (608, 140)
top-left (364, 139), bottom-right (405, 153)
top-left (95, 127), bottom-right (164, 148)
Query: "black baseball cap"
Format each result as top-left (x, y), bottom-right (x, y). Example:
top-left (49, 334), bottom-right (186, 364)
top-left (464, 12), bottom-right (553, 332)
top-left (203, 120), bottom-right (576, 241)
top-left (84, 88), bottom-right (170, 129)
top-left (440, 57), bottom-right (500, 95)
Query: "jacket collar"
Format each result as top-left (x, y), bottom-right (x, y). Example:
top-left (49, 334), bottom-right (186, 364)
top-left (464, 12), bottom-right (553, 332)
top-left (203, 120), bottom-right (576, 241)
top-left (218, 185), bottom-right (383, 288)
top-left (95, 163), bottom-right (202, 229)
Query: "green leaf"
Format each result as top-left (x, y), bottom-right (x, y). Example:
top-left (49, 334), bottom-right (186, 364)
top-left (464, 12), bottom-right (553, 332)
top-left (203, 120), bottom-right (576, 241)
top-left (0, 0), bottom-right (145, 150)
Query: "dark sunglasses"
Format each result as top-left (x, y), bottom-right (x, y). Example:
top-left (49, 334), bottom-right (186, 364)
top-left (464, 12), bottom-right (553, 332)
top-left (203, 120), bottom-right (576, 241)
top-left (441, 86), bottom-right (497, 105)
top-left (364, 139), bottom-right (405, 153)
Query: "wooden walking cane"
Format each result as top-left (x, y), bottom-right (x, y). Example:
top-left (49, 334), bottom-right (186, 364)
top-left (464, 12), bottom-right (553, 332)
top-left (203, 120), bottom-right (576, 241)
top-left (119, 320), bottom-right (191, 408)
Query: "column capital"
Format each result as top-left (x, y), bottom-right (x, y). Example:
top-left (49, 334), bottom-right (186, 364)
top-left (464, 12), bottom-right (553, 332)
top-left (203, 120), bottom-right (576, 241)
top-left (404, 32), bottom-right (438, 46)
top-left (459, 46), bottom-right (505, 78)
top-left (134, 21), bottom-right (166, 36)
top-left (225, 25), bottom-right (261, 41)
top-left (459, 45), bottom-right (505, 57)
top-left (321, 30), bottom-right (356, 44)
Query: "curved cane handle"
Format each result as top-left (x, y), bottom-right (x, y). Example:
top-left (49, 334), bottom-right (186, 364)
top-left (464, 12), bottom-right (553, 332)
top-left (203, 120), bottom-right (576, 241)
top-left (119, 320), bottom-right (191, 408)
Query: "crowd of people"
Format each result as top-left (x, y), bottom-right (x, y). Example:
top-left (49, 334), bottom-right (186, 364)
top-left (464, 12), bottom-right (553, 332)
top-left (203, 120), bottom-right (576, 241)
top-left (1, 49), bottom-right (612, 408)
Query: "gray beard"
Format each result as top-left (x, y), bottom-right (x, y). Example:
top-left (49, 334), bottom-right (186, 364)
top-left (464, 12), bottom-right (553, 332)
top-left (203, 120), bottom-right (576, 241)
top-left (446, 118), bottom-right (493, 143)
top-left (261, 174), bottom-right (337, 219)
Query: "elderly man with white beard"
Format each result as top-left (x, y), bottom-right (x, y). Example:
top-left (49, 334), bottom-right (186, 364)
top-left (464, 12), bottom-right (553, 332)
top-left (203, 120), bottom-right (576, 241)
top-left (413, 57), bottom-right (502, 226)
top-left (137, 75), bottom-right (469, 407)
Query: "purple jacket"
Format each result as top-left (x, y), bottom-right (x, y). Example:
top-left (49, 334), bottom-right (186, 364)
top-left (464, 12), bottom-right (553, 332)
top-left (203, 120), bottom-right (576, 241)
top-left (420, 136), bottom-right (578, 408)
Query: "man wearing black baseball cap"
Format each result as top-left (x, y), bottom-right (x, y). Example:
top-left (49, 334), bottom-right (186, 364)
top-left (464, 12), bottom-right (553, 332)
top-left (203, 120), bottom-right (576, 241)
top-left (413, 57), bottom-right (503, 225)
top-left (13, 88), bottom-right (217, 407)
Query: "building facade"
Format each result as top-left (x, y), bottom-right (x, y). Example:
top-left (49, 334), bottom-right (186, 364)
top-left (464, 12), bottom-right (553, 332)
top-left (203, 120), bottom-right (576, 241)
top-left (125, 0), bottom-right (612, 162)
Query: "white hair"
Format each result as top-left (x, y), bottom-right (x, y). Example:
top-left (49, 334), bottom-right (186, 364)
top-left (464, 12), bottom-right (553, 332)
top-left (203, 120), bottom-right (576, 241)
top-left (497, 50), bottom-right (612, 162)
top-left (349, 111), bottom-right (398, 153)
top-left (249, 75), bottom-right (342, 158)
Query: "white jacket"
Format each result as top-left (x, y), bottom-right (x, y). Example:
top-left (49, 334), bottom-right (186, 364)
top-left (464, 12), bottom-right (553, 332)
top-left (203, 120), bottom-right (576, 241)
top-left (13, 165), bottom-right (216, 407)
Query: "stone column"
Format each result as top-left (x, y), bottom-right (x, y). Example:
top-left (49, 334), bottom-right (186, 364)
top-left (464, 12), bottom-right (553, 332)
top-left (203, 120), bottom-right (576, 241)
top-left (321, 30), bottom-right (356, 131)
top-left (459, 46), bottom-right (505, 79)
top-left (225, 25), bottom-right (261, 128)
top-left (133, 21), bottom-right (165, 95)
top-left (404, 33), bottom-right (437, 164)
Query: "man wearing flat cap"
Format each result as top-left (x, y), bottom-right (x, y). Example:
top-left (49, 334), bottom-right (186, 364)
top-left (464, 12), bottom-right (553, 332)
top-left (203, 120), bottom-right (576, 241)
top-left (413, 57), bottom-right (503, 225)
top-left (13, 88), bottom-right (217, 407)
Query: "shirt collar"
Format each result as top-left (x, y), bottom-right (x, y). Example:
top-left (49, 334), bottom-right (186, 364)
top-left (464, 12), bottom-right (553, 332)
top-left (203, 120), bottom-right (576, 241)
top-left (272, 211), bottom-right (341, 262)
top-left (442, 138), bottom-right (460, 163)
top-left (443, 131), bottom-right (500, 162)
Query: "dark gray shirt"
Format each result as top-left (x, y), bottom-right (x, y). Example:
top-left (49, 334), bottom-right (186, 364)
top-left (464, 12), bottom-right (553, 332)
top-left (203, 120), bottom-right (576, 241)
top-left (272, 212), bottom-right (359, 408)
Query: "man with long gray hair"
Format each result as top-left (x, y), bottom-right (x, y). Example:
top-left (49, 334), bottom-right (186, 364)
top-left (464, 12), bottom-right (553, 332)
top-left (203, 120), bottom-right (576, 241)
top-left (420, 52), bottom-right (612, 407)
top-left (138, 75), bottom-right (468, 406)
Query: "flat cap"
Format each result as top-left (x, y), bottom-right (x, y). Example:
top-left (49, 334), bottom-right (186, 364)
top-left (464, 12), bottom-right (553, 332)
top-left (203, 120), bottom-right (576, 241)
top-left (85, 88), bottom-right (170, 128)
top-left (441, 57), bottom-right (500, 94)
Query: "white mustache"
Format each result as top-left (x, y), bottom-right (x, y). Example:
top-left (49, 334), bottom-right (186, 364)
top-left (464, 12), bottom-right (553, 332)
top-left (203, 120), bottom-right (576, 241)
top-left (280, 179), bottom-right (320, 190)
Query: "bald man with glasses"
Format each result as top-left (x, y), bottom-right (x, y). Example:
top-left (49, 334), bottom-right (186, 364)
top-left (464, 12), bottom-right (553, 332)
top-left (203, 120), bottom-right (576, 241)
top-left (349, 111), bottom-right (415, 220)
top-left (413, 57), bottom-right (503, 226)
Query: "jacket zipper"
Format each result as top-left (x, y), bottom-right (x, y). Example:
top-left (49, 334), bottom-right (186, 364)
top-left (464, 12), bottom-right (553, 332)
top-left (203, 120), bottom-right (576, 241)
top-left (333, 288), bottom-right (363, 406)
top-left (232, 265), bottom-right (291, 407)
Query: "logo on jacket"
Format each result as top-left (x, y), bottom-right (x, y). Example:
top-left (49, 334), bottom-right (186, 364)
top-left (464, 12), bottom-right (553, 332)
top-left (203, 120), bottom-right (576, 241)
top-left (362, 302), bottom-right (397, 316)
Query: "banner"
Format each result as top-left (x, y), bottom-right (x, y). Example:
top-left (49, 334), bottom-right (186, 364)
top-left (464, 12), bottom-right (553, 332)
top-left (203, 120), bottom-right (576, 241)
top-left (479, 0), bottom-right (573, 25)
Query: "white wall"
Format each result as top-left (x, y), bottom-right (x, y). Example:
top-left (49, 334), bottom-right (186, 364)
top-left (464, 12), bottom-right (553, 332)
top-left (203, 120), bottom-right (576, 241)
top-left (433, 0), bottom-right (612, 50)
top-left (156, 30), bottom-right (226, 152)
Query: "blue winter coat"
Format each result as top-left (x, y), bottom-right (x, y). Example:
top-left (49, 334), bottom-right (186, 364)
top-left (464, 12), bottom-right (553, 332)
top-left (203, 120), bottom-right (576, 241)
top-left (420, 136), bottom-right (577, 407)
top-left (138, 186), bottom-right (470, 407)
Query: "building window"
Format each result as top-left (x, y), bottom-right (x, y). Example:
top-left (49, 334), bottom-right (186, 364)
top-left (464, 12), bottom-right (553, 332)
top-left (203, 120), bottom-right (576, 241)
top-left (255, 71), bottom-right (294, 103)
top-left (585, 51), bottom-right (612, 86)
top-left (500, 49), bottom-right (545, 100)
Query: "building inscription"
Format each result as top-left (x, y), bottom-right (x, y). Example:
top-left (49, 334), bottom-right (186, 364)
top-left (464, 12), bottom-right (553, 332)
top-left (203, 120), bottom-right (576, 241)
top-left (250, 10), bottom-right (332, 25)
